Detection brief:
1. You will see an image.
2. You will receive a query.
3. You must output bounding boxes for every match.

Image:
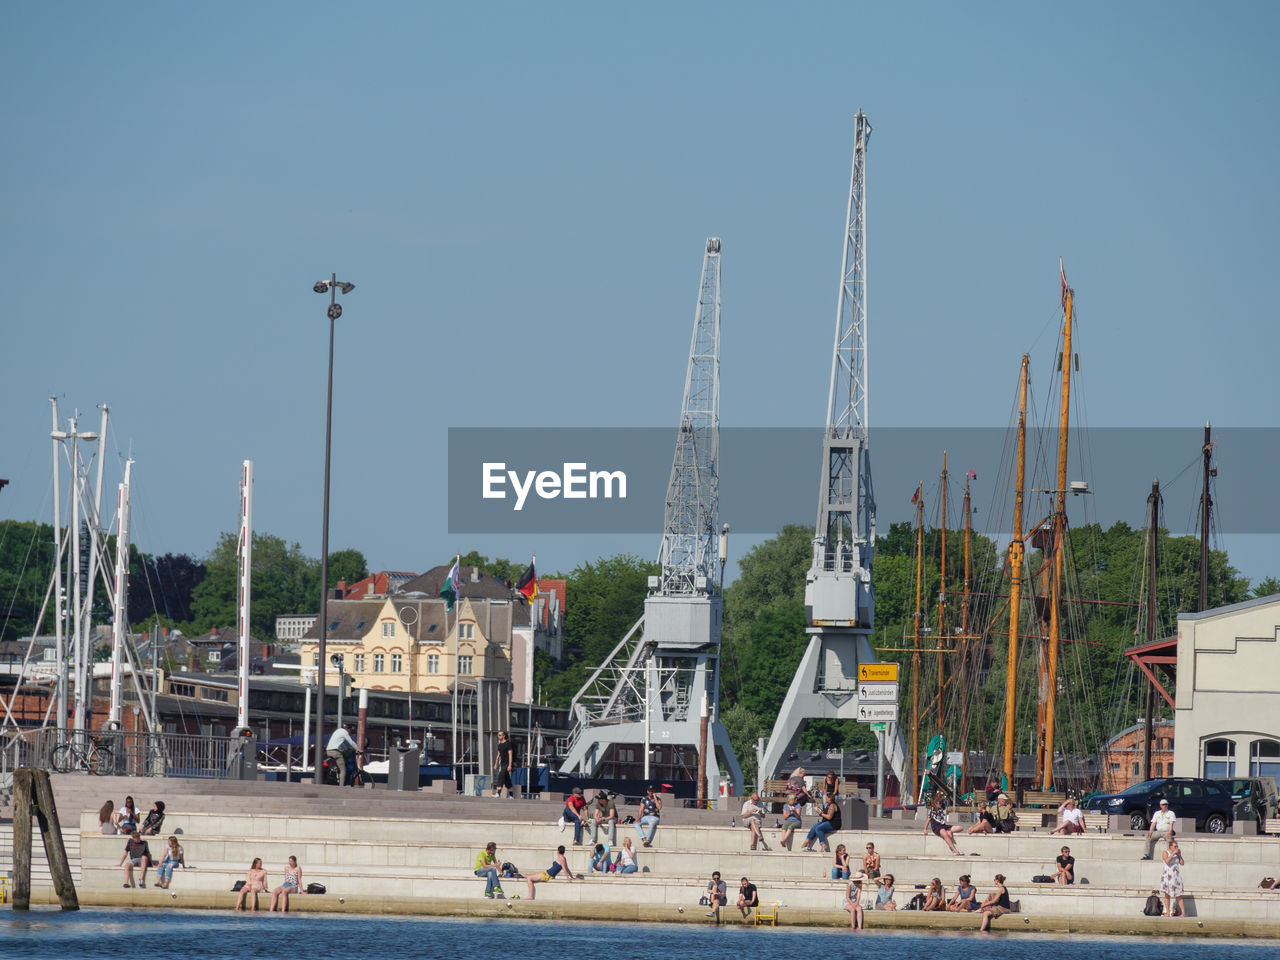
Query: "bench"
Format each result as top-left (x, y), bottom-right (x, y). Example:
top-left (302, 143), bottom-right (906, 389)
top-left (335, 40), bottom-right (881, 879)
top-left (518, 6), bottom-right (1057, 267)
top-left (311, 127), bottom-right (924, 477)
top-left (1021, 791), bottom-right (1067, 808)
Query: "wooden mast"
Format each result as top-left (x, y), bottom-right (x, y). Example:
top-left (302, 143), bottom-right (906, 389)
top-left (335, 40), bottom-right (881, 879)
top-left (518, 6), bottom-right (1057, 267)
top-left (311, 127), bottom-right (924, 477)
top-left (1199, 422), bottom-right (1213, 612)
top-left (936, 452), bottom-right (948, 740)
top-left (1041, 266), bottom-right (1074, 789)
top-left (958, 473), bottom-right (973, 790)
top-left (1002, 354), bottom-right (1030, 790)
top-left (1143, 479), bottom-right (1161, 780)
top-left (911, 482), bottom-right (924, 798)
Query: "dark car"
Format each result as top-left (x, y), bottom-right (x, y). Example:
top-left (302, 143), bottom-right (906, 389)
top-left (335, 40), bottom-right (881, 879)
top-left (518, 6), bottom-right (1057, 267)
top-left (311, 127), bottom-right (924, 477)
top-left (1215, 777), bottom-right (1279, 825)
top-left (1082, 777), bottom-right (1234, 833)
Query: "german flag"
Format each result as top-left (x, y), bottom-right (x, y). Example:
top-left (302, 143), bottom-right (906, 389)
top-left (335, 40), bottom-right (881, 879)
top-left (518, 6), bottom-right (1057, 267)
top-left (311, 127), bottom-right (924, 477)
top-left (516, 561), bottom-right (538, 602)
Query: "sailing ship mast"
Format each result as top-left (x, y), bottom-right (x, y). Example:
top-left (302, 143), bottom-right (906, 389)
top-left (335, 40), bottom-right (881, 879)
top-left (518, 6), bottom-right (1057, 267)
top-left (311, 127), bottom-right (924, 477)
top-left (910, 481), bottom-right (924, 795)
top-left (1038, 264), bottom-right (1075, 789)
top-left (1002, 354), bottom-right (1030, 789)
top-left (935, 453), bottom-right (948, 738)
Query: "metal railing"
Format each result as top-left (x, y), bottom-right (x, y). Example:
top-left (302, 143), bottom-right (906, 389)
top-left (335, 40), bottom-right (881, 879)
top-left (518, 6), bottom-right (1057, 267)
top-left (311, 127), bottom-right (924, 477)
top-left (1, 727), bottom-right (245, 780)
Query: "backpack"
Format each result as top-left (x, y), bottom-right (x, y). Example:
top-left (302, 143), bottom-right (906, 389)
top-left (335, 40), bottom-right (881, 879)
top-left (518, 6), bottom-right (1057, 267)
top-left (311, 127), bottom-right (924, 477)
top-left (500, 862), bottom-right (520, 878)
top-left (306, 882), bottom-right (326, 895)
top-left (906, 893), bottom-right (926, 910)
top-left (1142, 893), bottom-right (1162, 916)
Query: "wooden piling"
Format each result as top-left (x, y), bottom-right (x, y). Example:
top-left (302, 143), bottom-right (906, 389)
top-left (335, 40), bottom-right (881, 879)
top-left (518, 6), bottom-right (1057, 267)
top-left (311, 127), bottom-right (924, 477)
top-left (10, 767), bottom-right (79, 911)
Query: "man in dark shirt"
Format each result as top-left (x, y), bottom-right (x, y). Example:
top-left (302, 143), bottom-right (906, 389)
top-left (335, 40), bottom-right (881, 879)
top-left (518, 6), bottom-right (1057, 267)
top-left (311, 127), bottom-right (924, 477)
top-left (736, 876), bottom-right (759, 917)
top-left (492, 730), bottom-right (515, 798)
top-left (1055, 846), bottom-right (1075, 885)
top-left (118, 831), bottom-right (153, 888)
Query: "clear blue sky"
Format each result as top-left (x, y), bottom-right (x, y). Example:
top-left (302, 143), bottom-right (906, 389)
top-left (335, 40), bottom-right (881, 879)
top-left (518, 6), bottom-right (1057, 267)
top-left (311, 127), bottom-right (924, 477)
top-left (2, 2), bottom-right (1276, 589)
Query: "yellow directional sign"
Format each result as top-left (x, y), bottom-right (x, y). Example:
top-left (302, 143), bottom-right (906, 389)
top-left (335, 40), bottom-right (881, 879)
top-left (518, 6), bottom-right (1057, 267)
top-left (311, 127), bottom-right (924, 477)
top-left (857, 662), bottom-right (898, 683)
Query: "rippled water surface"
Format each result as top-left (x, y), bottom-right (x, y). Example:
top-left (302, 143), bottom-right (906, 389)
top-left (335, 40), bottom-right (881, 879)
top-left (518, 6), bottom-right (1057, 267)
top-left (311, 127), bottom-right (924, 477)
top-left (3, 909), bottom-right (1277, 960)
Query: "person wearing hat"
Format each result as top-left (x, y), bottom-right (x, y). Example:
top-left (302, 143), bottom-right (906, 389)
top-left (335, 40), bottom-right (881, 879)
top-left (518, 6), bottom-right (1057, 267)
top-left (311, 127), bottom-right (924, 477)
top-left (1143, 797), bottom-right (1177, 860)
top-left (591, 791), bottom-right (618, 846)
top-left (844, 872), bottom-right (868, 930)
top-left (993, 793), bottom-right (1018, 833)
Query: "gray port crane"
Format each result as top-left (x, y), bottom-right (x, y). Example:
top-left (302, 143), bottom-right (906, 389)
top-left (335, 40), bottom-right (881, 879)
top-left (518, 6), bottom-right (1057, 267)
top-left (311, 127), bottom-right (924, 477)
top-left (760, 112), bottom-right (909, 792)
top-left (558, 237), bottom-right (743, 797)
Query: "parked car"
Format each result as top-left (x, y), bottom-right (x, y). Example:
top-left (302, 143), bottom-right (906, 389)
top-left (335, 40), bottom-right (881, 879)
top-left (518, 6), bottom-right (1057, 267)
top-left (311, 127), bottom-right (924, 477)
top-left (1082, 777), bottom-right (1235, 832)
top-left (1215, 777), bottom-right (1279, 825)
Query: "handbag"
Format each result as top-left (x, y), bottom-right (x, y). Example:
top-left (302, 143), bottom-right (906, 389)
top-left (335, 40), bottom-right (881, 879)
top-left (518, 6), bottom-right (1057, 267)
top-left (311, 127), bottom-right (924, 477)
top-left (306, 882), bottom-right (327, 895)
top-left (231, 880), bottom-right (246, 892)
top-left (1032, 875), bottom-right (1054, 883)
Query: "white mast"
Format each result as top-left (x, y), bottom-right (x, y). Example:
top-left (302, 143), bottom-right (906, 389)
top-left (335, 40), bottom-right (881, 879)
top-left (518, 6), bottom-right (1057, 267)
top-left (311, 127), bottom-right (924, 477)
top-left (49, 399), bottom-right (67, 739)
top-left (236, 460), bottom-right (253, 731)
top-left (107, 459), bottom-right (134, 726)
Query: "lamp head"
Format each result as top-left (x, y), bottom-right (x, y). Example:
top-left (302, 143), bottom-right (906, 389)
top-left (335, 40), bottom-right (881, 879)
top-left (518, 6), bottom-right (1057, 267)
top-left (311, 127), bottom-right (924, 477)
top-left (338, 282), bottom-right (355, 295)
top-left (313, 281), bottom-right (330, 294)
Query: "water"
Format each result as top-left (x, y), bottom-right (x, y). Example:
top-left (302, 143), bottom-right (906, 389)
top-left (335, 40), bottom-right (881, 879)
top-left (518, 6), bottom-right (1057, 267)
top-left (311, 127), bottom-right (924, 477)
top-left (2, 909), bottom-right (1276, 960)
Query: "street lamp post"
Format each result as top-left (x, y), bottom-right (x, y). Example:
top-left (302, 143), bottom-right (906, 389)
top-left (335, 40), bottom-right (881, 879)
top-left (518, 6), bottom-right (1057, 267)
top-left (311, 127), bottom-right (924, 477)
top-left (313, 274), bottom-right (355, 783)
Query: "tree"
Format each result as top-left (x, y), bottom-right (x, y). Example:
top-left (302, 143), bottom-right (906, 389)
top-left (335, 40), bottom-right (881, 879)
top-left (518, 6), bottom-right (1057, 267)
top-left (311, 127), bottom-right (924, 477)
top-left (127, 550), bottom-right (206, 625)
top-left (1253, 576), bottom-right (1280, 599)
top-left (0, 521), bottom-right (57, 642)
top-left (459, 551), bottom-right (521, 586)
top-left (326, 548), bottom-right (368, 588)
top-left (721, 702), bottom-right (765, 788)
top-left (186, 532), bottom-right (321, 640)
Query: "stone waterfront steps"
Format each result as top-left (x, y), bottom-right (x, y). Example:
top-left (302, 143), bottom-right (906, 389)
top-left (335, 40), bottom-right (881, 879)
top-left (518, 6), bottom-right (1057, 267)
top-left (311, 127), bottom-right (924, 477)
top-left (72, 808), bottom-right (1280, 869)
top-left (75, 828), bottom-right (1280, 893)
top-left (70, 863), bottom-right (1280, 922)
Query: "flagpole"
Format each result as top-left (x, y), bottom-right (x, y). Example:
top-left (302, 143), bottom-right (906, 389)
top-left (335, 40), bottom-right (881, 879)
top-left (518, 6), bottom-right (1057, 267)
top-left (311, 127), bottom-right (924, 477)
top-left (527, 551), bottom-right (535, 798)
top-left (450, 554), bottom-right (459, 778)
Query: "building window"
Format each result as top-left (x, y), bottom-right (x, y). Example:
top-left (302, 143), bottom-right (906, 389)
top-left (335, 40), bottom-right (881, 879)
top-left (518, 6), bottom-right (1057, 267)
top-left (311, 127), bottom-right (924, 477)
top-left (427, 654), bottom-right (439, 674)
top-left (313, 654), bottom-right (320, 666)
top-left (458, 655), bottom-right (472, 676)
top-left (373, 654), bottom-right (385, 673)
top-left (382, 622), bottom-right (395, 638)
top-left (1250, 738), bottom-right (1280, 787)
top-left (1132, 762), bottom-right (1139, 776)
top-left (354, 654), bottom-right (365, 673)
top-left (460, 623), bottom-right (474, 640)
top-left (1204, 738), bottom-right (1236, 778)
top-left (391, 654), bottom-right (402, 673)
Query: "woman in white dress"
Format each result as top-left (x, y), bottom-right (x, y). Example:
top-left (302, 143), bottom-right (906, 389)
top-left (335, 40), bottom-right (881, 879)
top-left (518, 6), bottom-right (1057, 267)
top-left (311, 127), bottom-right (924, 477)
top-left (1160, 838), bottom-right (1185, 918)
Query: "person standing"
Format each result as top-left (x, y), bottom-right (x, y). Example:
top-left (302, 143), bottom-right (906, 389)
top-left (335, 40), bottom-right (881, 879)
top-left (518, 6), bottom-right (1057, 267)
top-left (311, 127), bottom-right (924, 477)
top-left (736, 876), bottom-right (759, 918)
top-left (1160, 838), bottom-right (1186, 918)
top-left (1055, 846), bottom-right (1075, 885)
top-left (492, 730), bottom-right (515, 798)
top-left (704, 870), bottom-right (727, 920)
top-left (741, 792), bottom-right (769, 851)
top-left (562, 787), bottom-right (588, 845)
top-left (636, 785), bottom-right (662, 847)
top-left (1143, 798), bottom-right (1177, 860)
top-left (978, 873), bottom-right (1011, 932)
top-left (475, 842), bottom-right (503, 898)
top-left (591, 791), bottom-right (618, 845)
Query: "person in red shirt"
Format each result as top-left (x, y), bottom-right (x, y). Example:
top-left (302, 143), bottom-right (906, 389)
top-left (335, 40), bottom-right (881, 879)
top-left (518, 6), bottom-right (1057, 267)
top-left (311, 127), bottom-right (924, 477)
top-left (562, 787), bottom-right (589, 845)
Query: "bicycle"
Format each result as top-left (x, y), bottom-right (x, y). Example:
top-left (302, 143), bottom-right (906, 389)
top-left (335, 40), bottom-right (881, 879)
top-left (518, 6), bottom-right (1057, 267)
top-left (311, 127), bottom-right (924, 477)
top-left (51, 735), bottom-right (113, 775)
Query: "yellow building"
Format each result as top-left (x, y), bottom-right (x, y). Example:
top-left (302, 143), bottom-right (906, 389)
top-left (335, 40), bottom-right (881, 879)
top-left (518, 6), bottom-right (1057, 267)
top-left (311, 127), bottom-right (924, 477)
top-left (299, 565), bottom-right (527, 695)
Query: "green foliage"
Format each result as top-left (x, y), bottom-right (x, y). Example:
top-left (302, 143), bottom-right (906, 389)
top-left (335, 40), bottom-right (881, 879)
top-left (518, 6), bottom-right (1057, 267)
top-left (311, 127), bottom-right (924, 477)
top-left (531, 553), bottom-right (658, 708)
top-left (720, 701), bottom-right (765, 787)
top-left (326, 549), bottom-right (368, 588)
top-left (0, 521), bottom-right (58, 642)
top-left (1253, 576), bottom-right (1280, 599)
top-left (459, 551), bottom-right (523, 586)
top-left (187, 532), bottom-right (323, 641)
